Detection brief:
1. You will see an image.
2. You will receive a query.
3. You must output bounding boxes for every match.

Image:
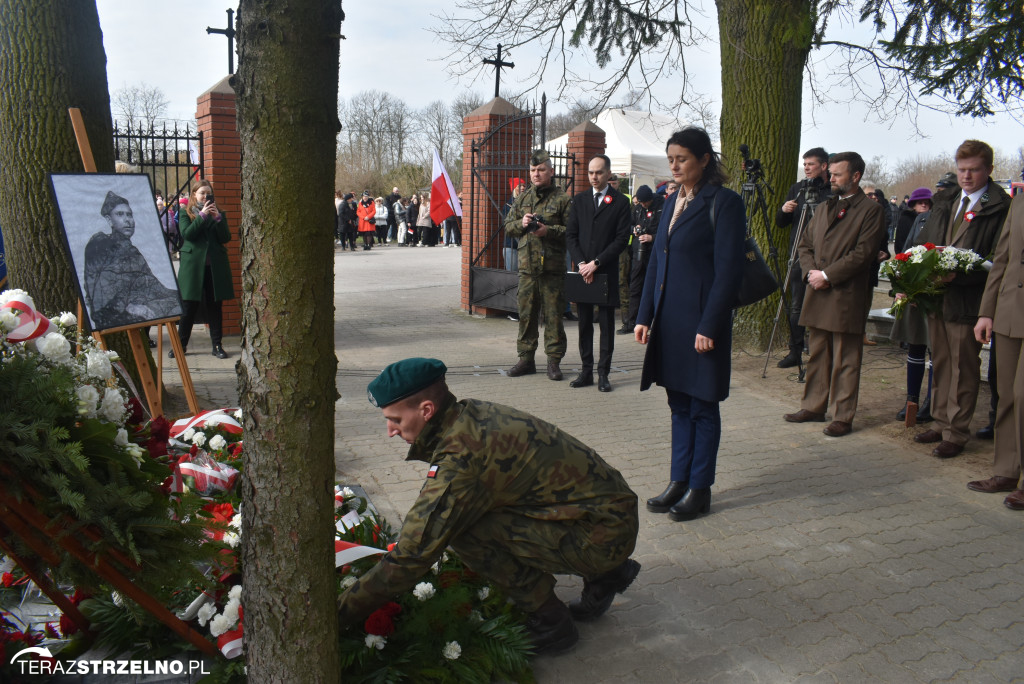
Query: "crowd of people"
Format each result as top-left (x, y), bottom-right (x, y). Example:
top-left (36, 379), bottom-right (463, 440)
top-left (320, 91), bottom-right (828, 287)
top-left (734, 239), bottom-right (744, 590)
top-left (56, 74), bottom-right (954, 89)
top-left (334, 188), bottom-right (462, 250)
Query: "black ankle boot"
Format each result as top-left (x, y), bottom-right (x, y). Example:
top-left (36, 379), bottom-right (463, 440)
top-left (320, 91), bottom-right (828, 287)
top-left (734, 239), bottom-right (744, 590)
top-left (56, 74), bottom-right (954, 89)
top-left (896, 395), bottom-right (918, 421)
top-left (917, 395), bottom-right (932, 423)
top-left (668, 488), bottom-right (711, 521)
top-left (212, 345), bottom-right (228, 359)
top-left (647, 481), bottom-right (688, 513)
top-left (525, 594), bottom-right (578, 655)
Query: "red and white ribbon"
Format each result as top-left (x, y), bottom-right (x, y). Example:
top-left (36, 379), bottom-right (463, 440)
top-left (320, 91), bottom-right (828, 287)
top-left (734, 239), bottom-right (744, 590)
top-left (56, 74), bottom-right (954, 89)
top-left (169, 408), bottom-right (242, 439)
top-left (1, 296), bottom-right (55, 342)
top-left (171, 456), bottom-right (239, 495)
top-left (218, 627), bottom-right (244, 659)
top-left (335, 540), bottom-right (386, 568)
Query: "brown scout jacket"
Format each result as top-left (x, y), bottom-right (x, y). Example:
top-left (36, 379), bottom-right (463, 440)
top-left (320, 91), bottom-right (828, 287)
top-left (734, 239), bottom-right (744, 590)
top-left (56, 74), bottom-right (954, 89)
top-left (797, 189), bottom-right (887, 335)
top-left (979, 192), bottom-right (1024, 338)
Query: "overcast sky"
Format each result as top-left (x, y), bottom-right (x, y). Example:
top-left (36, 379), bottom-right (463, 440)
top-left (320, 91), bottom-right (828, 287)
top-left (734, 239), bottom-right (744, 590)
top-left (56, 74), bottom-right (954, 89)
top-left (96, 0), bottom-right (1022, 176)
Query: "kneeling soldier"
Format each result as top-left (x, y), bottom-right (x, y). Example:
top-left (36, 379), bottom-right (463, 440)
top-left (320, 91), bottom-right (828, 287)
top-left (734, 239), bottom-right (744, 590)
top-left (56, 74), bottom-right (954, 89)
top-left (337, 357), bottom-right (641, 653)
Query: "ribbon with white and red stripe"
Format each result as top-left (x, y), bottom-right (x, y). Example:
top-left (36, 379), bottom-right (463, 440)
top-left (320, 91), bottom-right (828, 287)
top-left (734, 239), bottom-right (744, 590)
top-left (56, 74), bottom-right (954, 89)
top-left (169, 408), bottom-right (242, 440)
top-left (170, 455), bottom-right (239, 495)
top-left (335, 540), bottom-right (386, 568)
top-left (218, 626), bottom-right (244, 659)
top-left (1, 295), bottom-right (55, 342)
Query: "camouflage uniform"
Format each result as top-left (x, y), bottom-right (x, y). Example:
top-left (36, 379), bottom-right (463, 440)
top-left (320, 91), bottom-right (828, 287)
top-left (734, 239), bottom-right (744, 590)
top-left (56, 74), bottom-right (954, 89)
top-left (504, 182), bottom-right (572, 361)
top-left (618, 244), bottom-right (632, 326)
top-left (337, 392), bottom-right (639, 625)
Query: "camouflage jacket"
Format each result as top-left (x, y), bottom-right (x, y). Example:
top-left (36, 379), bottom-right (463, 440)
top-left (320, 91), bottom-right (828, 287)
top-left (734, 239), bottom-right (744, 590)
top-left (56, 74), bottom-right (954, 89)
top-left (337, 392), bottom-right (638, 625)
top-left (504, 183), bottom-right (572, 275)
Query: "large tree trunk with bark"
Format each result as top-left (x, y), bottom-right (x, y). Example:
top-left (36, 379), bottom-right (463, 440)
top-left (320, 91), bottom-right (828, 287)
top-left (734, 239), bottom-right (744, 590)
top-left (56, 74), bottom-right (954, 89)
top-left (0, 0), bottom-right (114, 311)
top-left (235, 1), bottom-right (342, 680)
top-left (717, 0), bottom-right (812, 349)
top-left (0, 0), bottom-right (150, 386)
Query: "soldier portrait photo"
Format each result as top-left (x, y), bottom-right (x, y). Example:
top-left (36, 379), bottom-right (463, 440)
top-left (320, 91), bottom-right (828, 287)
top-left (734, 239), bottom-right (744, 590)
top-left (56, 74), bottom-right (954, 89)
top-left (50, 173), bottom-right (182, 332)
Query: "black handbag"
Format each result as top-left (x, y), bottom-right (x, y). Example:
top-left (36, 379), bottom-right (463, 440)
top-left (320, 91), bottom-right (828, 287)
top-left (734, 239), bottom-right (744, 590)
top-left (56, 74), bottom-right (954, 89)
top-left (709, 190), bottom-right (778, 308)
top-left (565, 272), bottom-right (612, 305)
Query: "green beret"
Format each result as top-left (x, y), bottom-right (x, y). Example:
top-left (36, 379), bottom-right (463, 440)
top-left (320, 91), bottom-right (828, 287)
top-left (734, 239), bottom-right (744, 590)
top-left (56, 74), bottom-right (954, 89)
top-left (100, 190), bottom-right (130, 216)
top-left (367, 358), bottom-right (447, 408)
top-left (530, 149), bottom-right (550, 167)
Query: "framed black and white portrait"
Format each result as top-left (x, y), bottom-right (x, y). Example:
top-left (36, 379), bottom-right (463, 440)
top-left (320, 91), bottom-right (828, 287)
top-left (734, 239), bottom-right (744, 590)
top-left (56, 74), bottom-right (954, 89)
top-left (50, 173), bottom-right (182, 332)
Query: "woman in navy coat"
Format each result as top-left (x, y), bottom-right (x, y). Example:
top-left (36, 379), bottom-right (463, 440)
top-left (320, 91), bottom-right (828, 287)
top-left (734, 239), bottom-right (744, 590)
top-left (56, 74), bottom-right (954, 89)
top-left (635, 127), bottom-right (746, 521)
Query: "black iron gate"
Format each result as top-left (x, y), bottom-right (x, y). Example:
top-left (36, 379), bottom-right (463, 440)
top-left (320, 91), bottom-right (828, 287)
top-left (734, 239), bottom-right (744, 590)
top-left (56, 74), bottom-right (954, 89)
top-left (113, 120), bottom-right (203, 217)
top-left (467, 95), bottom-right (575, 312)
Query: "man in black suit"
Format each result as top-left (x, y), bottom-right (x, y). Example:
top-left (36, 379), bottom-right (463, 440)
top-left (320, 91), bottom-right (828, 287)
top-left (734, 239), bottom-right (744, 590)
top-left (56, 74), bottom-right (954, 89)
top-left (566, 154), bottom-right (632, 392)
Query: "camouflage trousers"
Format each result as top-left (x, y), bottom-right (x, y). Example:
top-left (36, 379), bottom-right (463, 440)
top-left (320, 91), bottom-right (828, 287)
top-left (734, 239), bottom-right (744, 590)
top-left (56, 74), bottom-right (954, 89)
top-left (516, 272), bottom-right (567, 361)
top-left (450, 508), bottom-right (639, 613)
top-left (618, 249), bottom-right (632, 325)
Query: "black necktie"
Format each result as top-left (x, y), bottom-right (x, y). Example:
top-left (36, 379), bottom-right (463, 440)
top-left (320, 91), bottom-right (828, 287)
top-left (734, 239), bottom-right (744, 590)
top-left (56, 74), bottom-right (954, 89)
top-left (594, 193), bottom-right (601, 211)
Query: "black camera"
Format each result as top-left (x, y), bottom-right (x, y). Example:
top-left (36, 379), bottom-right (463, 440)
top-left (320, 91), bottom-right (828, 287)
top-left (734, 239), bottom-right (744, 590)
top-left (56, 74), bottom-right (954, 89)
top-left (739, 144), bottom-right (763, 180)
top-left (802, 176), bottom-right (825, 205)
top-left (525, 215), bottom-right (546, 232)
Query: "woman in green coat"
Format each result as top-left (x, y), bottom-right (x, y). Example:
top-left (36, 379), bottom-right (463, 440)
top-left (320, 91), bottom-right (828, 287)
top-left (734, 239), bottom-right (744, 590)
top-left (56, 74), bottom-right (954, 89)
top-left (174, 179), bottom-right (234, 359)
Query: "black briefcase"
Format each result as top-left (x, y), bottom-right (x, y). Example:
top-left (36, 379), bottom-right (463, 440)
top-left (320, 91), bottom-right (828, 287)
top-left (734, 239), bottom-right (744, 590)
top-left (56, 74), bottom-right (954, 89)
top-left (565, 272), bottom-right (612, 305)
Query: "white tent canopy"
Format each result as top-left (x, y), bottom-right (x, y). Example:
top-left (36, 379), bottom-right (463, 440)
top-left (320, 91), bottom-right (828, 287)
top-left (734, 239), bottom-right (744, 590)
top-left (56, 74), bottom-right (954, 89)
top-left (547, 109), bottom-right (683, 193)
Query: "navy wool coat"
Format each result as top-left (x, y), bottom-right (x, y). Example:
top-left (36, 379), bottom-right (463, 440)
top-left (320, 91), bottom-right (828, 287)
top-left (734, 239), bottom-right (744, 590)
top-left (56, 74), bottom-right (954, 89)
top-left (636, 184), bottom-right (746, 402)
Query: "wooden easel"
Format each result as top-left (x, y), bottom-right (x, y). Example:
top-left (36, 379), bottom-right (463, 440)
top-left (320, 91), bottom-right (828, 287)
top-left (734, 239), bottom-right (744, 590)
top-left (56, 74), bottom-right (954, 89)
top-left (68, 108), bottom-right (199, 418)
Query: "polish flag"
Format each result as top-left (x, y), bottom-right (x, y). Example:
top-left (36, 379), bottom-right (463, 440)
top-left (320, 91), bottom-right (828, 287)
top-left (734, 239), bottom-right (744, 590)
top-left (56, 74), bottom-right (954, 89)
top-left (430, 149), bottom-right (462, 224)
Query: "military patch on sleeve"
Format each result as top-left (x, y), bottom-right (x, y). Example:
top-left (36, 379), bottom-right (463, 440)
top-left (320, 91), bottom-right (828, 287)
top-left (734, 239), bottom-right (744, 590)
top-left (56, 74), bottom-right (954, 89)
top-left (427, 465), bottom-right (439, 479)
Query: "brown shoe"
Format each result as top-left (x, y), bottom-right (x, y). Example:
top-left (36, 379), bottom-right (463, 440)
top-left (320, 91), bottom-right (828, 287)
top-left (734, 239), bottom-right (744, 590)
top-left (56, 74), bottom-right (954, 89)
top-left (823, 421), bottom-right (852, 437)
top-left (547, 359), bottom-right (563, 381)
top-left (913, 429), bottom-right (942, 444)
top-left (1003, 490), bottom-right (1024, 511)
top-left (967, 476), bottom-right (1019, 493)
top-left (932, 440), bottom-right (964, 459)
top-left (507, 358), bottom-right (536, 377)
top-left (784, 409), bottom-right (826, 423)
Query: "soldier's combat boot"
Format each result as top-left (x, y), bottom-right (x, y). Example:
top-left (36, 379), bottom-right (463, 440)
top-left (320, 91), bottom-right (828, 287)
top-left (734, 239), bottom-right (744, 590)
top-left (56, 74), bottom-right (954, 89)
top-left (546, 359), bottom-right (562, 381)
top-left (568, 559), bottom-right (641, 621)
top-left (507, 358), bottom-right (536, 377)
top-left (525, 594), bottom-right (578, 655)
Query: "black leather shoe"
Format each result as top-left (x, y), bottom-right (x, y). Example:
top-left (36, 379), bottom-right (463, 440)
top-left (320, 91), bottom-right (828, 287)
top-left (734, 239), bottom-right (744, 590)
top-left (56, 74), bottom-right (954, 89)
top-left (525, 595), bottom-right (579, 655)
top-left (563, 311), bottom-right (578, 321)
top-left (169, 346), bottom-right (186, 359)
top-left (597, 374), bottom-right (612, 392)
top-left (616, 325), bottom-right (633, 335)
top-left (212, 345), bottom-right (228, 360)
top-left (569, 559), bottom-right (641, 621)
top-left (777, 351), bottom-right (802, 368)
top-left (569, 372), bottom-right (593, 388)
top-left (668, 488), bottom-right (711, 521)
top-left (977, 424), bottom-right (995, 440)
top-left (647, 481), bottom-right (688, 513)
top-left (148, 339), bottom-right (157, 349)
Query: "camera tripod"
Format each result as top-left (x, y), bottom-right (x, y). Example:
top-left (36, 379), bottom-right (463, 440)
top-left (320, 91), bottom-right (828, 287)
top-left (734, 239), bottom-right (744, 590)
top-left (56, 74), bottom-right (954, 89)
top-left (761, 180), bottom-right (823, 380)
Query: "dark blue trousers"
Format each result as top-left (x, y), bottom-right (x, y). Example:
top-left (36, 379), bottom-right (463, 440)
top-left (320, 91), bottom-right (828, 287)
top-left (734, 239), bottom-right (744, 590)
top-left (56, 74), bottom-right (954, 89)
top-left (667, 389), bottom-right (721, 488)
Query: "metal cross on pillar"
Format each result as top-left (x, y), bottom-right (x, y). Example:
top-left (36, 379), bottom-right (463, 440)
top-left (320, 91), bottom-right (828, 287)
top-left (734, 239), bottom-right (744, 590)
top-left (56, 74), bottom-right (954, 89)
top-left (206, 8), bottom-right (237, 75)
top-left (483, 44), bottom-right (515, 99)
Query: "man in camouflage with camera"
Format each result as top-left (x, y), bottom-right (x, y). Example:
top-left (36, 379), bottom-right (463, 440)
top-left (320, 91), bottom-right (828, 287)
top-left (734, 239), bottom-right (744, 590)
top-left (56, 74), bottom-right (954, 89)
top-left (504, 150), bottom-right (572, 381)
top-left (337, 358), bottom-right (641, 654)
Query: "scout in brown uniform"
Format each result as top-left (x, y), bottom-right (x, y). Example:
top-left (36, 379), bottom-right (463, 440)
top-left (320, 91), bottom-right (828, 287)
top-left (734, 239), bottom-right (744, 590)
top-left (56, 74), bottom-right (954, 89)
top-left (970, 193), bottom-right (1024, 508)
top-left (337, 358), bottom-right (641, 653)
top-left (912, 140), bottom-right (1010, 458)
top-left (783, 151), bottom-right (886, 437)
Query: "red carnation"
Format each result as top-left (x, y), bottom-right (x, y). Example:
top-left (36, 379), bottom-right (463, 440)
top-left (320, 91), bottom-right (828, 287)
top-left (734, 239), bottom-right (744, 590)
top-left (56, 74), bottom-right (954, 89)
top-left (894, 253), bottom-right (909, 262)
top-left (923, 242), bottom-right (936, 250)
top-left (364, 602), bottom-right (401, 636)
top-left (126, 397), bottom-right (146, 425)
top-left (59, 613), bottom-right (79, 636)
top-left (1, 573), bottom-right (12, 588)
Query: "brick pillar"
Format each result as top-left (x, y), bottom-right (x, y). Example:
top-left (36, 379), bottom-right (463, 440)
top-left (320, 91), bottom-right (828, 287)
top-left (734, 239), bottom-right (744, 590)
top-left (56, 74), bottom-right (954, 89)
top-left (566, 120), bottom-right (606, 197)
top-left (460, 97), bottom-right (531, 315)
top-left (195, 76), bottom-right (242, 336)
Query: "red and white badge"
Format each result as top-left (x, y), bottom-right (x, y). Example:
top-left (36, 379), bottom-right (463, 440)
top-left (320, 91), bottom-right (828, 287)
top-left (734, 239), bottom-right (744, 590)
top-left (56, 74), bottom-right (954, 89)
top-left (837, 208), bottom-right (847, 219)
top-left (427, 465), bottom-right (439, 478)
top-left (603, 194), bottom-right (613, 204)
top-left (964, 211), bottom-right (976, 222)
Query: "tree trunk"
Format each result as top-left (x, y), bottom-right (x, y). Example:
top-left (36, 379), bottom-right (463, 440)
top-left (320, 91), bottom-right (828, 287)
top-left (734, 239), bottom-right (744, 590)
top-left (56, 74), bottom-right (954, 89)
top-left (0, 0), bottom-right (113, 311)
top-left (717, 0), bottom-right (812, 349)
top-left (235, 1), bottom-right (342, 680)
top-left (0, 0), bottom-right (149, 387)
